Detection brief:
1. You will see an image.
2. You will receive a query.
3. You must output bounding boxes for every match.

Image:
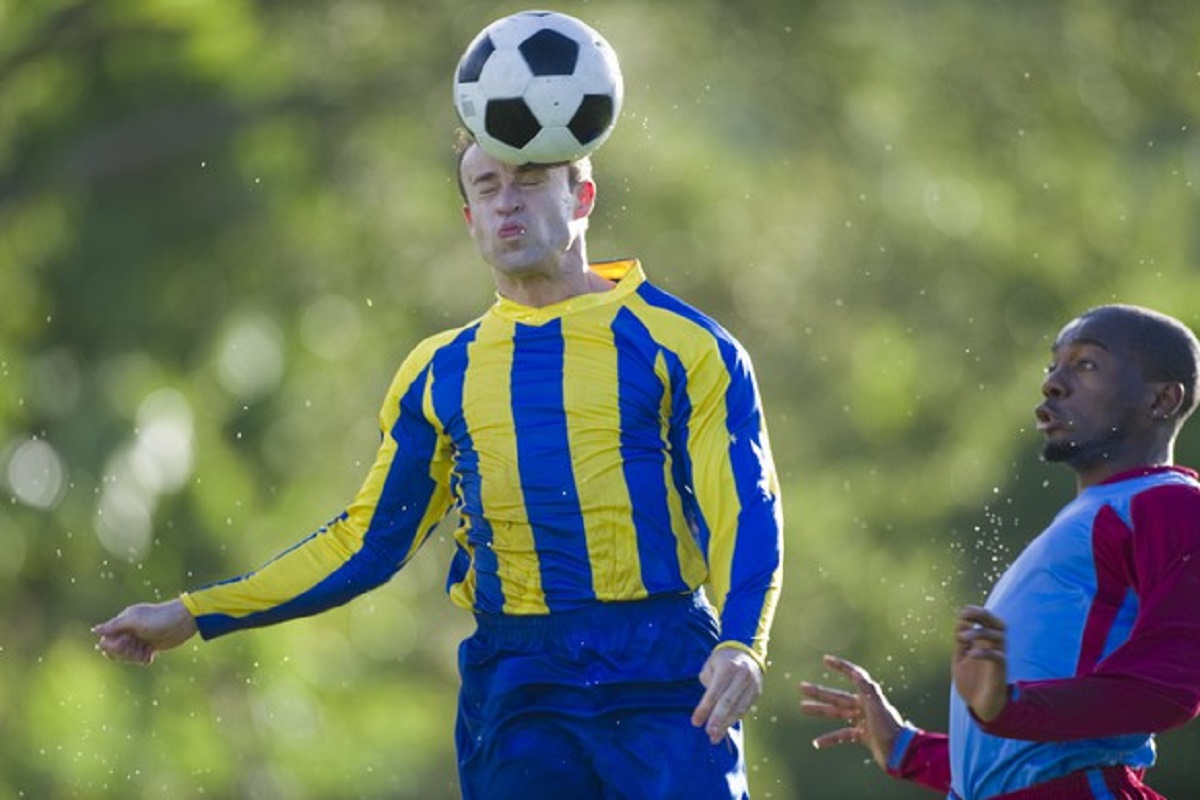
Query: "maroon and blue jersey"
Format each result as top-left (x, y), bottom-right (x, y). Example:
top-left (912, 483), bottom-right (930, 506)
top-left (891, 466), bottom-right (1200, 798)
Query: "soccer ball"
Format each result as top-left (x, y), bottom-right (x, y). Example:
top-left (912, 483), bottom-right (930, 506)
top-left (453, 10), bottom-right (624, 165)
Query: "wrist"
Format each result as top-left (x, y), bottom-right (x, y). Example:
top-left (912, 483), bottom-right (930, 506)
top-left (885, 724), bottom-right (920, 775)
top-left (971, 684), bottom-right (1012, 723)
top-left (713, 640), bottom-right (766, 674)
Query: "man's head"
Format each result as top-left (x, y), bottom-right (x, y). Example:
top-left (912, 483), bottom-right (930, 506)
top-left (454, 132), bottom-right (596, 280)
top-left (1036, 304), bottom-right (1199, 484)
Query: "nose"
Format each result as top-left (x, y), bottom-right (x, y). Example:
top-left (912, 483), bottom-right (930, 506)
top-left (1041, 366), bottom-right (1067, 399)
top-left (496, 182), bottom-right (523, 213)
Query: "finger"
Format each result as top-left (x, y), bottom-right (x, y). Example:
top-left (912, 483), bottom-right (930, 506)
top-left (691, 681), bottom-right (721, 728)
top-left (811, 728), bottom-right (860, 750)
top-left (705, 682), bottom-right (756, 743)
top-left (822, 655), bottom-right (877, 693)
top-left (799, 701), bottom-right (857, 722)
top-left (698, 665), bottom-right (757, 742)
top-left (96, 633), bottom-right (126, 656)
top-left (98, 633), bottom-right (153, 664)
top-left (798, 681), bottom-right (858, 706)
top-left (91, 618), bottom-right (125, 637)
top-left (955, 625), bottom-right (1006, 650)
top-left (823, 653), bottom-right (862, 676)
top-left (825, 670), bottom-right (884, 713)
top-left (706, 714), bottom-right (731, 744)
top-left (97, 635), bottom-right (134, 662)
top-left (963, 645), bottom-right (1007, 664)
top-left (798, 690), bottom-right (860, 724)
top-left (692, 657), bottom-right (738, 727)
top-left (958, 605), bottom-right (1006, 631)
top-left (695, 680), bottom-right (739, 738)
top-left (704, 710), bottom-right (735, 744)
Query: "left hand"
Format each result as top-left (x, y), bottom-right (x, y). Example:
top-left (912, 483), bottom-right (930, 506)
top-left (691, 647), bottom-right (763, 745)
top-left (952, 605), bottom-right (1009, 722)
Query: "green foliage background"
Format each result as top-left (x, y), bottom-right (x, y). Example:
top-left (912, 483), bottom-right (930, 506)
top-left (4, 0), bottom-right (1200, 797)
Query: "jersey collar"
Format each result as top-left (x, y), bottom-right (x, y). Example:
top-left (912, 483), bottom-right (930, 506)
top-left (491, 259), bottom-right (644, 324)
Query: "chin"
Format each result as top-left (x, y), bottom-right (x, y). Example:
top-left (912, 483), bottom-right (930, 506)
top-left (1041, 440), bottom-right (1078, 463)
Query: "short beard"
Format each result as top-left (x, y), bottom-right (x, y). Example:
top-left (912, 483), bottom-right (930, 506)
top-left (1041, 439), bottom-right (1078, 463)
top-left (1042, 428), bottom-right (1124, 470)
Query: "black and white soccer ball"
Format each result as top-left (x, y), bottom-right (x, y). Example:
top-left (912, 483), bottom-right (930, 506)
top-left (453, 10), bottom-right (624, 165)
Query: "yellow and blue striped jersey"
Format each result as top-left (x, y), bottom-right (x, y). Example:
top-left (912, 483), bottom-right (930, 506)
top-left (182, 260), bottom-right (783, 665)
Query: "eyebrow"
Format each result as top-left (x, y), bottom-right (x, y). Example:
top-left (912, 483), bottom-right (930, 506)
top-left (467, 162), bottom-right (550, 185)
top-left (467, 169), bottom-right (500, 186)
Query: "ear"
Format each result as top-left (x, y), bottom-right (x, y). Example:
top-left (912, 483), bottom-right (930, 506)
top-left (1150, 381), bottom-right (1186, 421)
top-left (573, 180), bottom-right (596, 220)
top-left (462, 204), bottom-right (473, 226)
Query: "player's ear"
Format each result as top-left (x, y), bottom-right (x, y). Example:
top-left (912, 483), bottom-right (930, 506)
top-left (573, 180), bottom-right (595, 219)
top-left (462, 204), bottom-right (473, 225)
top-left (1151, 381), bottom-right (1186, 422)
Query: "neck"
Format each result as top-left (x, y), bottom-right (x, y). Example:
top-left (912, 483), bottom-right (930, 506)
top-left (494, 241), bottom-right (613, 308)
top-left (1073, 440), bottom-right (1175, 491)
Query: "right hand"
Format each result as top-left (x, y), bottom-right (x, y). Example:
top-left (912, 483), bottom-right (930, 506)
top-left (952, 605), bottom-right (1009, 723)
top-left (92, 599), bottom-right (198, 664)
top-left (799, 654), bottom-right (906, 770)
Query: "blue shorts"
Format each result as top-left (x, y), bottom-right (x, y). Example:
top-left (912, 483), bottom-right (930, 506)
top-left (455, 591), bottom-right (749, 800)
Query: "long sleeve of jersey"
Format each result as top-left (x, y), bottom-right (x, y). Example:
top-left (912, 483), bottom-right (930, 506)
top-left (978, 483), bottom-right (1200, 741)
top-left (181, 333), bottom-right (459, 638)
top-left (181, 261), bottom-right (783, 663)
top-left (659, 294), bottom-right (783, 668)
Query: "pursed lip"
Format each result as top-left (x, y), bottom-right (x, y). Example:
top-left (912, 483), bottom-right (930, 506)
top-left (497, 221), bottom-right (525, 239)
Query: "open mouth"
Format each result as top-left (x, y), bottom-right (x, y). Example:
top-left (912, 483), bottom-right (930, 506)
top-left (1035, 404), bottom-right (1065, 433)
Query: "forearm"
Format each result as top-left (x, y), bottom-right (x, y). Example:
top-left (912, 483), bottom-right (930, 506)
top-left (979, 674), bottom-right (1200, 741)
top-left (710, 445), bottom-right (784, 664)
top-left (183, 517), bottom-right (366, 638)
top-left (686, 341), bottom-right (784, 665)
top-left (186, 415), bottom-right (451, 638)
top-left (184, 510), bottom-right (416, 638)
top-left (982, 488), bottom-right (1200, 740)
top-left (716, 568), bottom-right (782, 668)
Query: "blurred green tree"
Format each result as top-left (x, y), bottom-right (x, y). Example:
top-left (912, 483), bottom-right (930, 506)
top-left (3, 0), bottom-right (1200, 797)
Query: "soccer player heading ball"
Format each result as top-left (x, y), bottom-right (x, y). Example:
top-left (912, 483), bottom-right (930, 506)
top-left (93, 10), bottom-right (783, 800)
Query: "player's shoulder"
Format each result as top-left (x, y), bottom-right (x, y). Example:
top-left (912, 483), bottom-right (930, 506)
top-left (390, 318), bottom-right (484, 381)
top-left (412, 320), bottom-right (479, 357)
top-left (1142, 466), bottom-right (1200, 494)
top-left (1130, 469), bottom-right (1200, 518)
top-left (634, 278), bottom-right (746, 349)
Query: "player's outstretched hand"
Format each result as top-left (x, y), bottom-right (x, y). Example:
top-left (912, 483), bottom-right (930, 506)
top-left (692, 647), bottom-right (763, 745)
top-left (92, 599), bottom-right (198, 665)
top-left (799, 654), bottom-right (905, 770)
